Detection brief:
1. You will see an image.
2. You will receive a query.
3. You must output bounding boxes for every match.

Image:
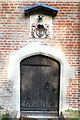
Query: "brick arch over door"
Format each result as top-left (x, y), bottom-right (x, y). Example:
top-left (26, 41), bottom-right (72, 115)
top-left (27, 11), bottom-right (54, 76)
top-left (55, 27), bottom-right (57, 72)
top-left (8, 42), bottom-right (75, 118)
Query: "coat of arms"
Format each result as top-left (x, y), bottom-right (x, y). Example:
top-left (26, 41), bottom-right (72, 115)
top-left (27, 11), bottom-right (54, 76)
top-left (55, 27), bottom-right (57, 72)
top-left (31, 15), bottom-right (50, 38)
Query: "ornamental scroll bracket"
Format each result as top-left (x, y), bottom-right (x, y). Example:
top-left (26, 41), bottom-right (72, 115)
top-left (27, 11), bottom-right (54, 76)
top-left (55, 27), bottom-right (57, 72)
top-left (24, 3), bottom-right (59, 38)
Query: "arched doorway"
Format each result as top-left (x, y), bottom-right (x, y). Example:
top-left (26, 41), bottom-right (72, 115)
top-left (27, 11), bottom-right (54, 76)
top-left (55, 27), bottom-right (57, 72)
top-left (8, 42), bottom-right (74, 118)
top-left (20, 54), bottom-right (60, 116)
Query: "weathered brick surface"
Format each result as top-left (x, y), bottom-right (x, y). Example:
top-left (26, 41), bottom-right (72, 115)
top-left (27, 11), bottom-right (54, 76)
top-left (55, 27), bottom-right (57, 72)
top-left (0, 0), bottom-right (79, 111)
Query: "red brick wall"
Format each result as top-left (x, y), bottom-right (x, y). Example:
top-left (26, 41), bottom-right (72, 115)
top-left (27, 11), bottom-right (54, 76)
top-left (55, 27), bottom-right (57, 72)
top-left (0, 0), bottom-right (79, 110)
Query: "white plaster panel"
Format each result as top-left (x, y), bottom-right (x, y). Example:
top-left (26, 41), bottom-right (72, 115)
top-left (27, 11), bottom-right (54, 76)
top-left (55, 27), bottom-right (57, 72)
top-left (30, 14), bottom-right (52, 38)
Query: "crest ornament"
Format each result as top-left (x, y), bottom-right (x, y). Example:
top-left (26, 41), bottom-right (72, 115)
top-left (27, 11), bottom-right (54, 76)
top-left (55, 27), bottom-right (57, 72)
top-left (31, 15), bottom-right (50, 38)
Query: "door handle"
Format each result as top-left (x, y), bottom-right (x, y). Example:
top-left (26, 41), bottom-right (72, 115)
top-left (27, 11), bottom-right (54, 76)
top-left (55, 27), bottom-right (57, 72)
top-left (45, 82), bottom-right (50, 89)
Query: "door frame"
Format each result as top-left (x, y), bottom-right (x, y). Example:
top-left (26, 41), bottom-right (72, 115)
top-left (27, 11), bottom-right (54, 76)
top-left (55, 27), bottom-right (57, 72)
top-left (8, 42), bottom-right (75, 118)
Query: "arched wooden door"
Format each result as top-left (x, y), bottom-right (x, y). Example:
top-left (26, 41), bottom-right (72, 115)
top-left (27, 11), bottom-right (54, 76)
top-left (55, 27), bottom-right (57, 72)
top-left (20, 55), bottom-right (60, 116)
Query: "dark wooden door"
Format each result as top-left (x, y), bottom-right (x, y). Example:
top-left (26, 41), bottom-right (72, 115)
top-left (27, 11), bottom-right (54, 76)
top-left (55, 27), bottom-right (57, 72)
top-left (20, 55), bottom-right (60, 115)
